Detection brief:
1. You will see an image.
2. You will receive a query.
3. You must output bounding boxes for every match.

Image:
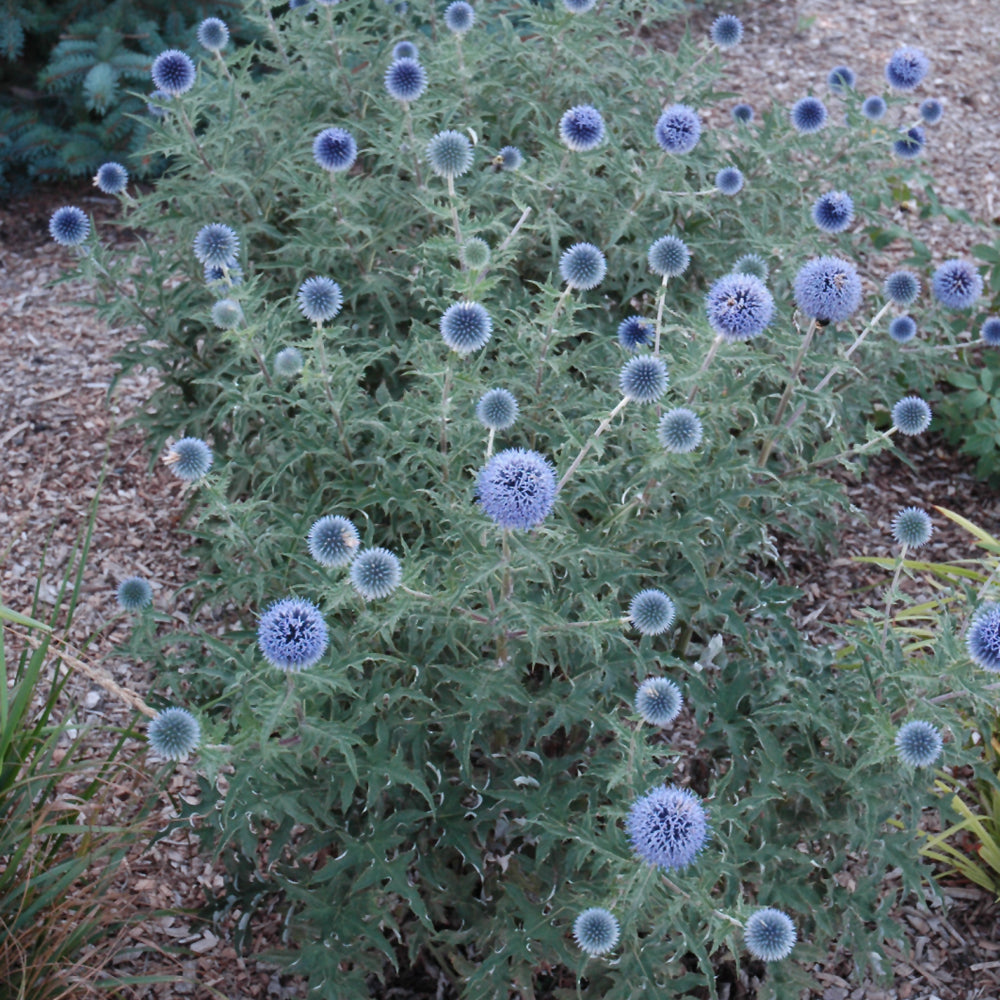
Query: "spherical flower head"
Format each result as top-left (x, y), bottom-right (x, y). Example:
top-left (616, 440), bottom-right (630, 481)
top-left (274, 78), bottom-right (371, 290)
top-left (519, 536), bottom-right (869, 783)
top-left (426, 130), bottom-right (474, 179)
top-left (298, 276), bottom-right (343, 323)
top-left (440, 301), bottom-right (492, 355)
top-left (628, 588), bottom-right (675, 634)
top-left (559, 242), bottom-right (607, 290)
top-left (477, 448), bottom-right (558, 531)
top-left (620, 356), bottom-right (668, 403)
top-left (49, 206), bottom-right (89, 247)
top-left (350, 547), bottom-right (402, 600)
top-left (885, 46), bottom-right (929, 91)
top-left (711, 14), bottom-right (743, 49)
top-left (932, 259), bottom-right (983, 310)
top-left (705, 272), bottom-right (775, 342)
top-left (715, 167), bottom-right (744, 195)
top-left (308, 515), bottom-right (360, 568)
top-left (461, 237), bottom-right (491, 270)
top-left (498, 145), bottom-right (523, 171)
top-left (893, 126), bottom-right (925, 159)
top-left (476, 388), bottom-right (518, 430)
top-left (193, 223), bottom-right (239, 267)
top-left (211, 298), bottom-right (242, 330)
top-left (891, 506), bottom-right (932, 548)
top-left (827, 65), bottom-right (856, 93)
top-left (165, 437), bottom-right (213, 480)
top-left (919, 98), bottom-right (943, 124)
top-left (197, 17), bottom-right (230, 52)
top-left (313, 127), bottom-right (358, 172)
top-left (93, 162), bottom-right (128, 195)
top-left (790, 96), bottom-right (827, 134)
top-left (658, 407), bottom-right (703, 454)
top-left (147, 707), bottom-right (200, 761)
top-left (617, 315), bottom-right (654, 352)
top-left (572, 908), bottom-right (619, 956)
top-left (147, 89), bottom-right (172, 118)
top-left (889, 315), bottom-right (917, 344)
top-left (861, 95), bottom-right (887, 120)
top-left (733, 253), bottom-right (768, 281)
top-left (891, 395), bottom-right (932, 436)
top-left (895, 720), bottom-right (943, 768)
top-left (116, 576), bottom-right (152, 612)
top-left (258, 597), bottom-right (329, 671)
top-left (384, 57), bottom-right (427, 102)
top-left (655, 105), bottom-right (701, 154)
top-left (967, 603), bottom-right (1000, 673)
top-left (444, 1), bottom-right (475, 34)
top-left (627, 784), bottom-right (708, 870)
top-left (648, 235), bottom-right (690, 278)
top-left (274, 346), bottom-right (304, 377)
top-left (151, 49), bottom-right (196, 96)
top-left (811, 190), bottom-right (854, 233)
top-left (744, 908), bottom-right (796, 962)
top-left (793, 256), bottom-right (862, 324)
top-left (559, 105), bottom-right (605, 152)
top-left (563, 0), bottom-right (597, 11)
top-left (732, 102), bottom-right (754, 124)
top-left (981, 317), bottom-right (1000, 346)
top-left (392, 40), bottom-right (419, 60)
top-left (884, 270), bottom-right (921, 306)
top-left (635, 677), bottom-right (683, 726)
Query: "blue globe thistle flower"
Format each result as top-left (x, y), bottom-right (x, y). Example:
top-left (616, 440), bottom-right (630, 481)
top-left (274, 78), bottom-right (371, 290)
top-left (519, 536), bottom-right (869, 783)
top-left (477, 448), bottom-right (558, 531)
top-left (648, 235), bottom-right (690, 278)
top-left (893, 126), bottom-right (925, 159)
top-left (705, 272), bottom-right (775, 342)
top-left (891, 395), bottom-right (932, 436)
top-left (715, 167), bottom-right (744, 195)
top-left (885, 46), bottom-right (929, 91)
top-left (392, 40), bottom-right (418, 59)
top-left (892, 506), bottom-right (932, 548)
top-left (197, 17), bottom-right (229, 52)
top-left (258, 597), bottom-right (329, 671)
top-left (559, 105), bottom-right (605, 152)
top-left (93, 162), bottom-right (128, 195)
top-left (635, 676), bottom-right (683, 726)
top-left (151, 49), bottom-right (196, 96)
top-left (461, 237), bottom-right (490, 270)
top-left (861, 95), bottom-right (887, 120)
top-left (211, 298), bottom-right (242, 330)
top-left (889, 315), bottom-right (917, 344)
top-left (350, 547), bottom-right (402, 600)
top-left (627, 784), bottom-right (708, 870)
top-left (476, 388), bottom-right (519, 430)
top-left (790, 96), bottom-right (828, 134)
top-left (444, 1), bottom-right (475, 34)
top-left (274, 346), bottom-right (304, 377)
top-left (620, 356), bottom-right (668, 402)
top-left (147, 90), bottom-right (172, 118)
top-left (793, 256), bottom-right (862, 324)
top-left (919, 98), bottom-right (943, 124)
top-left (49, 206), bottom-right (90, 247)
top-left (731, 103), bottom-right (754, 124)
top-left (204, 260), bottom-right (243, 292)
top-left (559, 242), bottom-right (607, 290)
top-left (563, 0), bottom-right (597, 11)
top-left (932, 259), bottom-right (983, 310)
top-left (165, 437), bottom-right (213, 480)
top-left (655, 105), bottom-right (701, 154)
top-left (811, 190), bottom-right (854, 233)
top-left (895, 720), bottom-right (943, 768)
top-left (733, 253), bottom-right (768, 281)
top-left (744, 908), bottom-right (797, 962)
top-left (827, 65), bottom-right (856, 92)
top-left (298, 276), bottom-right (343, 323)
top-left (572, 908), bottom-right (619, 955)
top-left (967, 603), bottom-right (1000, 673)
top-left (498, 145), bottom-right (523, 171)
top-left (617, 315), bottom-right (654, 352)
top-left (711, 14), bottom-right (743, 48)
top-left (658, 407), bottom-right (703, 454)
top-left (628, 588), bottom-right (675, 634)
top-left (426, 130), bottom-right (474, 179)
top-left (193, 223), bottom-right (239, 267)
top-left (308, 515), bottom-right (360, 567)
top-left (440, 301), bottom-right (493, 355)
top-left (313, 127), bottom-right (358, 172)
top-left (147, 707), bottom-right (201, 761)
top-left (981, 317), bottom-right (1000, 346)
top-left (384, 57), bottom-right (427, 102)
top-left (117, 576), bottom-right (153, 611)
top-left (884, 270), bottom-right (921, 306)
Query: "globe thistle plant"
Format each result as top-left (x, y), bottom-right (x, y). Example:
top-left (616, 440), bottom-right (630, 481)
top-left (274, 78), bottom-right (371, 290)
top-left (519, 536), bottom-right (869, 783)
top-left (705, 272), bottom-right (775, 342)
top-left (710, 14), bottom-right (743, 49)
top-left (919, 98), bottom-right (944, 124)
top-left (891, 395), bottom-right (932, 436)
top-left (883, 270), bottom-right (920, 306)
top-left (732, 253), bottom-right (768, 281)
top-left (563, 0), bottom-right (597, 12)
top-left (731, 103), bottom-right (754, 123)
top-left (165, 437), bottom-right (213, 480)
top-left (93, 162), bottom-right (128, 195)
top-left (297, 277), bottom-right (343, 324)
top-left (889, 315), bottom-right (917, 344)
top-left (384, 57), bottom-right (427, 102)
top-left (193, 223), bottom-right (239, 267)
top-left (811, 190), bottom-right (854, 233)
top-left (981, 317), bottom-right (1000, 346)
top-left (461, 237), bottom-right (490, 270)
top-left (426, 130), bottom-right (474, 179)
top-left (891, 507), bottom-right (932, 548)
top-left (440, 301), bottom-right (493, 355)
top-left (627, 784), bottom-right (708, 870)
top-left (657, 407), bottom-right (703, 454)
top-left (895, 720), bottom-right (943, 768)
top-left (116, 576), bottom-right (153, 612)
top-left (211, 298), bottom-right (242, 330)
top-left (827, 65), bottom-right (856, 92)
top-left (790, 96), bottom-right (827, 134)
top-left (274, 347), bottom-right (304, 377)
top-left (49, 206), bottom-right (90, 247)
top-left (619, 356), bottom-right (668, 402)
top-left (197, 17), bottom-right (230, 52)
top-left (893, 126), bottom-right (925, 159)
top-left (744, 908), bottom-right (797, 962)
top-left (147, 90), bottom-right (172, 118)
top-left (628, 589), bottom-right (675, 635)
top-left (147, 707), bottom-right (201, 761)
top-left (932, 259), bottom-right (983, 310)
top-left (647, 235), bottom-right (690, 278)
top-left (967, 603), bottom-right (1000, 673)
top-left (444, 1), bottom-right (475, 34)
top-left (861, 95), bottom-right (887, 120)
top-left (477, 448), bottom-right (558, 531)
top-left (308, 515), bottom-right (360, 568)
top-left (617, 315), bottom-right (654, 351)
top-left (793, 256), bottom-right (862, 324)
top-left (392, 40), bottom-right (419, 60)
top-left (559, 105), bottom-right (605, 152)
top-left (634, 677), bottom-right (683, 726)
top-left (885, 46), bottom-right (929, 91)
top-left (350, 547), bottom-right (402, 600)
top-left (257, 597), bottom-right (329, 670)
top-left (655, 105), bottom-right (701, 154)
top-left (572, 908), bottom-right (620, 956)
top-left (559, 242), bottom-right (607, 290)
top-left (205, 261), bottom-right (242, 291)
top-left (498, 145), bottom-right (523, 171)
top-left (313, 127), bottom-right (358, 172)
top-left (715, 167), bottom-right (744, 195)
top-left (151, 49), bottom-right (197, 96)
top-left (476, 388), bottom-right (519, 430)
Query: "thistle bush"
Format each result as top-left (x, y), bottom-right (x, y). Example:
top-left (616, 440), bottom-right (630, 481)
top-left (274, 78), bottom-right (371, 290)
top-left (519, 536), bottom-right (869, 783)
top-left (59, 1), bottom-right (997, 995)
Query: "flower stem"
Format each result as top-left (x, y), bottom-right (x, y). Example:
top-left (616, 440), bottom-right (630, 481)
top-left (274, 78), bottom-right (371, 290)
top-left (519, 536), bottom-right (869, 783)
top-left (653, 274), bottom-right (670, 356)
top-left (758, 317), bottom-right (818, 467)
top-left (440, 360), bottom-right (453, 479)
top-left (686, 335), bottom-right (722, 404)
top-left (404, 103), bottom-right (423, 188)
top-left (447, 175), bottom-right (463, 248)
top-left (881, 545), bottom-right (908, 654)
top-left (533, 286), bottom-right (573, 396)
top-left (558, 397), bottom-right (630, 491)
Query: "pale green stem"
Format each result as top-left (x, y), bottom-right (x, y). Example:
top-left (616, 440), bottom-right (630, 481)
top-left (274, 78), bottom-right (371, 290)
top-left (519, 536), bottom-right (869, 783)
top-left (315, 324), bottom-right (353, 462)
top-left (558, 397), bottom-right (630, 491)
top-left (758, 317), bottom-right (818, 467)
top-left (447, 175), bottom-right (463, 248)
top-left (653, 274), bottom-right (670, 356)
top-left (470, 207), bottom-right (531, 290)
top-left (533, 285), bottom-right (573, 396)
top-left (404, 103), bottom-right (423, 188)
top-left (809, 425), bottom-right (897, 471)
top-left (485, 427), bottom-right (496, 459)
top-left (686, 335), bottom-right (723, 405)
top-left (881, 546), bottom-right (908, 653)
top-left (440, 361), bottom-right (453, 479)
